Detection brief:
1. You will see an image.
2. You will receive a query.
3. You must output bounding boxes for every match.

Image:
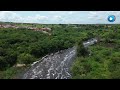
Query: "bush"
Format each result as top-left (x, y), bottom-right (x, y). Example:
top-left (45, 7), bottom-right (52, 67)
top-left (0, 47), bottom-right (6, 56)
top-left (0, 56), bottom-right (8, 70)
top-left (77, 40), bottom-right (89, 57)
top-left (71, 57), bottom-right (92, 79)
top-left (0, 67), bottom-right (26, 79)
top-left (110, 69), bottom-right (120, 79)
top-left (17, 53), bottom-right (36, 64)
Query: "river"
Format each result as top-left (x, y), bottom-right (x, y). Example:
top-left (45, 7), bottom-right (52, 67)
top-left (21, 46), bottom-right (77, 79)
top-left (20, 38), bottom-right (97, 79)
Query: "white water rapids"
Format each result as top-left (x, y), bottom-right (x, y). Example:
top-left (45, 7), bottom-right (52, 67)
top-left (21, 38), bottom-right (97, 79)
top-left (22, 46), bottom-right (77, 79)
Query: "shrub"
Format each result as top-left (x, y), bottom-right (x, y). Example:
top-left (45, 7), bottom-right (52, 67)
top-left (71, 57), bottom-right (92, 79)
top-left (110, 69), bottom-right (120, 79)
top-left (77, 40), bottom-right (89, 57)
top-left (17, 53), bottom-right (36, 64)
top-left (0, 56), bottom-right (8, 70)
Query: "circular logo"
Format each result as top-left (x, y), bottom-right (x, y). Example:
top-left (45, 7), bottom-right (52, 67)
top-left (108, 15), bottom-right (116, 22)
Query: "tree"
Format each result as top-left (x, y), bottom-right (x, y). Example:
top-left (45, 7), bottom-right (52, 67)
top-left (110, 69), bottom-right (120, 79)
top-left (77, 40), bottom-right (89, 57)
top-left (17, 53), bottom-right (35, 64)
top-left (0, 47), bottom-right (6, 56)
top-left (87, 32), bottom-right (94, 39)
top-left (0, 56), bottom-right (8, 70)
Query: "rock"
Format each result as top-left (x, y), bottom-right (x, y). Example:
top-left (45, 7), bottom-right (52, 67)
top-left (15, 64), bottom-right (26, 67)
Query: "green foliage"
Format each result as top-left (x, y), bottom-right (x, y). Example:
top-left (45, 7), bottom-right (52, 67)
top-left (77, 40), bottom-right (89, 57)
top-left (0, 24), bottom-right (78, 72)
top-left (17, 53), bottom-right (36, 64)
top-left (0, 56), bottom-right (8, 70)
top-left (0, 66), bottom-right (26, 79)
top-left (110, 69), bottom-right (120, 79)
top-left (71, 57), bottom-right (92, 79)
top-left (71, 25), bottom-right (120, 79)
top-left (0, 24), bottom-right (120, 79)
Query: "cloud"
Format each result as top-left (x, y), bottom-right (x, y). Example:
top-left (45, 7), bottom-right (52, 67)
top-left (89, 11), bottom-right (97, 15)
top-left (0, 11), bottom-right (120, 24)
top-left (0, 11), bottom-right (66, 23)
top-left (88, 11), bottom-right (120, 24)
top-left (35, 15), bottom-right (48, 20)
top-left (0, 11), bottom-right (49, 23)
top-left (88, 11), bottom-right (120, 19)
top-left (0, 11), bottom-right (22, 22)
top-left (68, 11), bottom-right (74, 14)
top-left (23, 15), bottom-right (49, 23)
top-left (88, 11), bottom-right (101, 19)
top-left (0, 11), bottom-right (94, 24)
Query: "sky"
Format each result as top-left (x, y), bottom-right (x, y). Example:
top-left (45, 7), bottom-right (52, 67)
top-left (0, 11), bottom-right (120, 24)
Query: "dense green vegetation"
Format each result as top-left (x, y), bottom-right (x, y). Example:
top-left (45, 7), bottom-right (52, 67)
top-left (0, 23), bottom-right (120, 79)
top-left (71, 26), bottom-right (120, 79)
top-left (0, 24), bottom-right (82, 78)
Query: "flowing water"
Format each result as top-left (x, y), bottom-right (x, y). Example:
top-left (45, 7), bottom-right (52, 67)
top-left (21, 38), bottom-right (97, 79)
top-left (21, 46), bottom-right (77, 79)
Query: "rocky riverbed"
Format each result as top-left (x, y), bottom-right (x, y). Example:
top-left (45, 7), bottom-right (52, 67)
top-left (20, 38), bottom-right (98, 79)
top-left (21, 47), bottom-right (77, 79)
